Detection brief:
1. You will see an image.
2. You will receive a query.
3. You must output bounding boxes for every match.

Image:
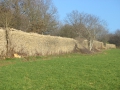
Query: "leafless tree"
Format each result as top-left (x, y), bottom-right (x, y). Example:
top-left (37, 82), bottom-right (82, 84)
top-left (65, 10), bottom-right (107, 51)
top-left (0, 0), bottom-right (58, 34)
top-left (0, 0), bottom-right (14, 57)
top-left (22, 0), bottom-right (58, 34)
top-left (0, 0), bottom-right (13, 28)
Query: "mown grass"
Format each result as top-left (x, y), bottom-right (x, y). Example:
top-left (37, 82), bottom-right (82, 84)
top-left (0, 49), bottom-right (120, 90)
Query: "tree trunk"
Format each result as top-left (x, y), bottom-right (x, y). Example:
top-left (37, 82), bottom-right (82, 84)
top-left (88, 38), bottom-right (93, 51)
top-left (5, 28), bottom-right (9, 57)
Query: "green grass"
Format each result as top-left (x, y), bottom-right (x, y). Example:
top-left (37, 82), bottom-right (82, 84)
top-left (0, 49), bottom-right (120, 90)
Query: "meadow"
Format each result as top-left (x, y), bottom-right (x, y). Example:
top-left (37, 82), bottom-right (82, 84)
top-left (0, 49), bottom-right (120, 90)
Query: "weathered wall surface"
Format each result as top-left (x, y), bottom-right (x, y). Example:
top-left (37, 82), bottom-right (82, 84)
top-left (106, 44), bottom-right (116, 49)
top-left (93, 40), bottom-right (105, 49)
top-left (75, 39), bottom-right (105, 50)
top-left (75, 37), bottom-right (116, 50)
top-left (8, 28), bottom-right (78, 56)
top-left (0, 29), bottom-right (7, 57)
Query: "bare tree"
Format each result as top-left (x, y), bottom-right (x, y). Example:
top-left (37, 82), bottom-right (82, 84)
top-left (0, 0), bottom-right (14, 57)
top-left (0, 0), bottom-right (58, 34)
top-left (0, 0), bottom-right (13, 28)
top-left (65, 10), bottom-right (107, 51)
top-left (22, 0), bottom-right (58, 34)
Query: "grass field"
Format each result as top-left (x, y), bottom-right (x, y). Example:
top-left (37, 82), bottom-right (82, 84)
top-left (0, 49), bottom-right (120, 90)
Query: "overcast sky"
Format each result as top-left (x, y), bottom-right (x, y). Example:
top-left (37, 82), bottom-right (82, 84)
top-left (53, 0), bottom-right (120, 33)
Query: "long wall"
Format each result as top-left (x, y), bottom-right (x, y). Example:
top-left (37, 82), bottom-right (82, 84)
top-left (8, 28), bottom-right (78, 56)
top-left (0, 28), bottom-right (116, 57)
